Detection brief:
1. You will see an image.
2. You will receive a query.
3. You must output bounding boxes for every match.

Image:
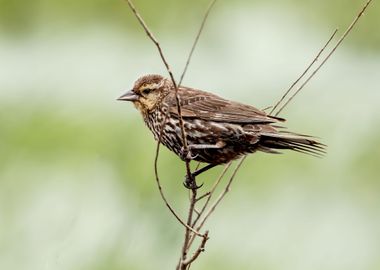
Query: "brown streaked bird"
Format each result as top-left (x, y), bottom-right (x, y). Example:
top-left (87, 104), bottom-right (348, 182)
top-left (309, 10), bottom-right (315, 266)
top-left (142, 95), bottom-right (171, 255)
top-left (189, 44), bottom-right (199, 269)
top-left (118, 74), bottom-right (325, 186)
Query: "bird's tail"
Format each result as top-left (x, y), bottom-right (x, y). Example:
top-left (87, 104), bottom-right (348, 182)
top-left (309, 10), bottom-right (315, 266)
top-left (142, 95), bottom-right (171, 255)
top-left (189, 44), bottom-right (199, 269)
top-left (257, 131), bottom-right (326, 157)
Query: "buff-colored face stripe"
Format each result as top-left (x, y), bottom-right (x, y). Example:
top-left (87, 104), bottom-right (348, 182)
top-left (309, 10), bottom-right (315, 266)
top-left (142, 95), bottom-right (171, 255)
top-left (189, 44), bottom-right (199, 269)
top-left (138, 83), bottom-right (160, 92)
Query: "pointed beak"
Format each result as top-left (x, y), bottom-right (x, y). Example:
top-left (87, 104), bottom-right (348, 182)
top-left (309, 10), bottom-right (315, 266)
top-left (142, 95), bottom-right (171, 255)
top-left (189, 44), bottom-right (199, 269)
top-left (117, 90), bottom-right (139, 102)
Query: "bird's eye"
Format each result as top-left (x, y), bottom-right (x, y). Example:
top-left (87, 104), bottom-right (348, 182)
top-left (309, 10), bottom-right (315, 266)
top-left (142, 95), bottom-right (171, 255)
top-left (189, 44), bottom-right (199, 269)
top-left (142, 88), bottom-right (152, 95)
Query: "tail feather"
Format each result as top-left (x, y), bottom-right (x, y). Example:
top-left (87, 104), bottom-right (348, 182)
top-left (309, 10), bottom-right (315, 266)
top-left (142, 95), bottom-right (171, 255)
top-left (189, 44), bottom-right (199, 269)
top-left (259, 132), bottom-right (326, 157)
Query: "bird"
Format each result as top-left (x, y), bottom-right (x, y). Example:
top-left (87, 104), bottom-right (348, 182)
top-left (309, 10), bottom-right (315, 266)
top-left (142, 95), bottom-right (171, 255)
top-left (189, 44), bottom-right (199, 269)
top-left (118, 74), bottom-right (325, 187)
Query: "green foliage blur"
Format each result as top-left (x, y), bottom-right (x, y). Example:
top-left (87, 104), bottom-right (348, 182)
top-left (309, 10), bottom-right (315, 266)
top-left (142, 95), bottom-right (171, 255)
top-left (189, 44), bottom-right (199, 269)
top-left (1, 1), bottom-right (379, 270)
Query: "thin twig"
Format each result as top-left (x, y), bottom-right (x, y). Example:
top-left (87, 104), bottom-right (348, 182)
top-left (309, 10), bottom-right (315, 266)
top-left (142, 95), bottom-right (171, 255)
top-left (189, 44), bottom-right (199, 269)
top-left (177, 0), bottom-right (217, 188)
top-left (154, 112), bottom-right (203, 237)
top-left (125, 0), bottom-right (176, 86)
top-left (194, 207), bottom-right (201, 216)
top-left (182, 158), bottom-right (245, 268)
top-left (187, 159), bottom-right (245, 253)
top-left (125, 0), bottom-right (199, 235)
top-left (180, 188), bottom-right (198, 267)
top-left (127, 1), bottom-right (219, 267)
top-left (274, 0), bottom-right (373, 116)
top-left (269, 28), bottom-right (338, 116)
top-left (125, 0), bottom-right (217, 232)
top-left (183, 231), bottom-right (209, 266)
top-left (192, 163), bottom-right (231, 227)
top-left (176, 2), bottom-right (218, 268)
top-left (195, 157), bottom-right (246, 232)
top-left (196, 192), bottom-right (211, 203)
top-left (186, 162), bottom-right (231, 250)
top-left (178, 0), bottom-right (217, 87)
top-left (125, 0), bottom-right (192, 185)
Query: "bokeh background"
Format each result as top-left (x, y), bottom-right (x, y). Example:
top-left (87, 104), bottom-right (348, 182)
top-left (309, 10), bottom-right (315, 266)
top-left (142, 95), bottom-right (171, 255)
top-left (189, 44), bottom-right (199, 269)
top-left (1, 0), bottom-right (379, 269)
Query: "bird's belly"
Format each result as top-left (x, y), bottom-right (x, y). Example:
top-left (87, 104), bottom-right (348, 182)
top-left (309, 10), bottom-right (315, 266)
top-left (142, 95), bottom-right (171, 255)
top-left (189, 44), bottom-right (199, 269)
top-left (147, 116), bottom-right (256, 164)
top-left (192, 146), bottom-right (247, 164)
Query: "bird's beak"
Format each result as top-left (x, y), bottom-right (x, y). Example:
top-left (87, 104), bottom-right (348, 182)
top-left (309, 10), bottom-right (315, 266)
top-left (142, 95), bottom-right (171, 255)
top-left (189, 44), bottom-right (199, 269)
top-left (117, 90), bottom-right (139, 102)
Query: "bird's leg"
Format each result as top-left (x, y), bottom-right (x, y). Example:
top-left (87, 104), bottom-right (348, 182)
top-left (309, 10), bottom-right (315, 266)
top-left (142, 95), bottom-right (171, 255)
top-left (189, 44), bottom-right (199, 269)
top-left (192, 163), bottom-right (218, 177)
top-left (183, 164), bottom-right (217, 189)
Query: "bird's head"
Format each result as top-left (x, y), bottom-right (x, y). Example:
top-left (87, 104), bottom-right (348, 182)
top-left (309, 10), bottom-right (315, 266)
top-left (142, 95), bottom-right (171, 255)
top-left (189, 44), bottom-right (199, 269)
top-left (118, 74), bottom-right (171, 114)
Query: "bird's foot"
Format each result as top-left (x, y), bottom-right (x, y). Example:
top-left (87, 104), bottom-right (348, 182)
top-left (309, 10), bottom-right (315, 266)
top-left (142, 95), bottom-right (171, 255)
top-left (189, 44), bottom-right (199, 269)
top-left (183, 173), bottom-right (204, 190)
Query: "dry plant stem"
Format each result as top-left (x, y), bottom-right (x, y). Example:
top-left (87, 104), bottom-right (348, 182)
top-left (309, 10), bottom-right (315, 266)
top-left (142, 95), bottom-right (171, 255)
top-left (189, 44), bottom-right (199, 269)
top-left (180, 159), bottom-right (244, 268)
top-left (178, 0), bottom-right (217, 87)
top-left (193, 207), bottom-right (201, 217)
top-left (269, 28), bottom-right (338, 116)
top-left (177, 0), bottom-right (217, 185)
top-left (125, 0), bottom-right (177, 87)
top-left (125, 0), bottom-right (192, 184)
top-left (183, 231), bottom-right (209, 266)
top-left (125, 0), bottom-right (198, 236)
top-left (154, 112), bottom-right (203, 236)
top-left (126, 4), bottom-right (219, 269)
top-left (196, 157), bottom-right (246, 232)
top-left (196, 192), bottom-right (211, 203)
top-left (180, 189), bottom-right (198, 268)
top-left (274, 0), bottom-right (373, 116)
top-left (186, 163), bottom-right (232, 250)
top-left (192, 163), bottom-right (231, 227)
top-left (178, 2), bottom-right (219, 267)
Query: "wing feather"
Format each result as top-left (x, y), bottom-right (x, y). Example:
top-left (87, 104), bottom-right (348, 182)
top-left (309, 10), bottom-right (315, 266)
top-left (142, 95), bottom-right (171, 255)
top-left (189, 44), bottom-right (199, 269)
top-left (167, 87), bottom-right (283, 124)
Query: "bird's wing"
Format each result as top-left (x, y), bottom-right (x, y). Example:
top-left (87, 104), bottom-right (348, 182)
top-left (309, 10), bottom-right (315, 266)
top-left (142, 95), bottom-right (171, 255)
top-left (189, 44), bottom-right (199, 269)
top-left (168, 87), bottom-right (283, 124)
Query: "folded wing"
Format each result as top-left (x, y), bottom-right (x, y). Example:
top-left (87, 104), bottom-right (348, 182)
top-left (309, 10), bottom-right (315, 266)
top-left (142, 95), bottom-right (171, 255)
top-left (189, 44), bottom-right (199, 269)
top-left (168, 87), bottom-right (283, 124)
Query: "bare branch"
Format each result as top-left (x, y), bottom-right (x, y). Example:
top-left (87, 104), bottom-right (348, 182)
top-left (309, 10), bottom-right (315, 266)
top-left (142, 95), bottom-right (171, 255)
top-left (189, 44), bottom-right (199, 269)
top-left (183, 231), bottom-right (209, 266)
top-left (196, 192), bottom-right (211, 203)
top-left (192, 162), bottom-right (231, 227)
top-left (178, 0), bottom-right (217, 188)
top-left (180, 159), bottom-right (244, 267)
top-left (125, 0), bottom-right (192, 186)
top-left (124, 0), bottom-right (199, 233)
top-left (193, 207), bottom-right (202, 216)
top-left (274, 0), bottom-right (373, 116)
top-left (154, 111), bottom-right (203, 237)
top-left (269, 28), bottom-right (338, 116)
top-left (177, 3), bottom-right (220, 267)
top-left (125, 0), bottom-right (177, 85)
top-left (180, 188), bottom-right (198, 267)
top-left (196, 157), bottom-right (246, 231)
top-left (186, 163), bottom-right (231, 250)
top-left (176, 0), bottom-right (221, 259)
top-left (178, 0), bottom-right (217, 87)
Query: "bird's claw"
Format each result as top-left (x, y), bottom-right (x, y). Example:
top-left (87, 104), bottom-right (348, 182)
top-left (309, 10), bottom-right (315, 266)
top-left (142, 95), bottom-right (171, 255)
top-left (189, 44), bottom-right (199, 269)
top-left (183, 174), bottom-right (204, 190)
top-left (180, 147), bottom-right (199, 161)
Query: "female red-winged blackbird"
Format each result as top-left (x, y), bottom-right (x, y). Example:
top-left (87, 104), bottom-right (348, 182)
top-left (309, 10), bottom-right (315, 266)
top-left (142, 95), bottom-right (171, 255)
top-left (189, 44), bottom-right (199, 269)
top-left (118, 74), bottom-right (325, 184)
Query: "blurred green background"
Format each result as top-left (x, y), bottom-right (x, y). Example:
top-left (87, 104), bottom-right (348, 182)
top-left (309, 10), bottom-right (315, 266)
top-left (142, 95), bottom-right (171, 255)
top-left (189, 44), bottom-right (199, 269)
top-left (1, 0), bottom-right (379, 269)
